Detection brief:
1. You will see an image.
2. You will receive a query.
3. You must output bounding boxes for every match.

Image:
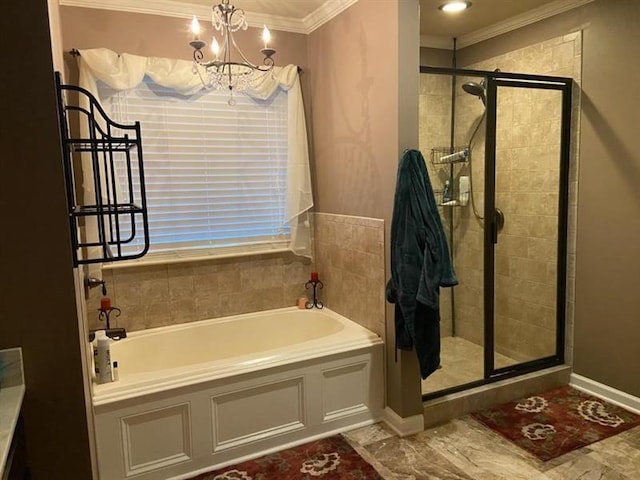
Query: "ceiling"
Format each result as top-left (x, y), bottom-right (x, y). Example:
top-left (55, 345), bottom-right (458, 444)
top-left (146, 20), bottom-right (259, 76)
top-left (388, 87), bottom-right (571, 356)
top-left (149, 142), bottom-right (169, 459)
top-left (65, 0), bottom-right (591, 41)
top-left (419, 0), bottom-right (559, 38)
top-left (169, 0), bottom-right (327, 19)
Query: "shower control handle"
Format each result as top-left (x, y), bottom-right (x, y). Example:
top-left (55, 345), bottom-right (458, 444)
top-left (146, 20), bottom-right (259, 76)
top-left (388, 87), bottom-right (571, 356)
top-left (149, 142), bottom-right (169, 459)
top-left (491, 208), bottom-right (505, 244)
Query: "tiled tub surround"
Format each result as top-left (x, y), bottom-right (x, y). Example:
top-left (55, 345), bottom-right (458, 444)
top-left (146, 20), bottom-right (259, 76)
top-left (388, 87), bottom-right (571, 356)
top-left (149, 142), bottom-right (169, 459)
top-left (92, 308), bottom-right (383, 480)
top-left (87, 252), bottom-right (312, 332)
top-left (313, 213), bottom-right (386, 338)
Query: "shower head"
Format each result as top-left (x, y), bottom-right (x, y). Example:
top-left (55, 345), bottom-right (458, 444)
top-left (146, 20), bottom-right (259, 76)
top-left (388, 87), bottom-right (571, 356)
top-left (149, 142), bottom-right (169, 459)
top-left (462, 80), bottom-right (486, 105)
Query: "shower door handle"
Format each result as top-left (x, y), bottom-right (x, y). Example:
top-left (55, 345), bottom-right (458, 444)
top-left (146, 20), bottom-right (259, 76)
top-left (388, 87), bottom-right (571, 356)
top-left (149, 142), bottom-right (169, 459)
top-left (491, 220), bottom-right (498, 244)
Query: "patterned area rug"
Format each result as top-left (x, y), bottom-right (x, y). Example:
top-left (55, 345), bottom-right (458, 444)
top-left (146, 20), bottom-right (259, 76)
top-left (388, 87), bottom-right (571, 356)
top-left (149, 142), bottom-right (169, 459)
top-left (189, 435), bottom-right (382, 479)
top-left (472, 385), bottom-right (640, 461)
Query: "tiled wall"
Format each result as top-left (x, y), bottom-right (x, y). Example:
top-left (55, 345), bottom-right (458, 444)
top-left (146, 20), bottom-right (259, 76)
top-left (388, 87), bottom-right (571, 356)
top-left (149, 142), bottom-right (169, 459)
top-left (86, 253), bottom-right (312, 332)
top-left (418, 73), bottom-right (454, 337)
top-left (418, 32), bottom-right (581, 366)
top-left (452, 32), bottom-right (582, 363)
top-left (313, 213), bottom-right (386, 338)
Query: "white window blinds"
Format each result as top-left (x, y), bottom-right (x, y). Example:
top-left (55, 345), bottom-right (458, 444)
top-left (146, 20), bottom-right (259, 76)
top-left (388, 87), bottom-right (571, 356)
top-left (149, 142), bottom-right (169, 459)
top-left (98, 78), bottom-right (290, 256)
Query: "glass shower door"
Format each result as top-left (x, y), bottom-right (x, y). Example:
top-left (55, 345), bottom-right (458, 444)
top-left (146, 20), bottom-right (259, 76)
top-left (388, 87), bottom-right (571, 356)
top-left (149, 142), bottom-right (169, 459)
top-left (485, 78), bottom-right (571, 375)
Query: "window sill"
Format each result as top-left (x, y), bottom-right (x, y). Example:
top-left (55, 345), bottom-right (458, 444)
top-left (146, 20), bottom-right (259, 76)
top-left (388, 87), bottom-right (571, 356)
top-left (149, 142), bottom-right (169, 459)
top-left (101, 246), bottom-right (294, 270)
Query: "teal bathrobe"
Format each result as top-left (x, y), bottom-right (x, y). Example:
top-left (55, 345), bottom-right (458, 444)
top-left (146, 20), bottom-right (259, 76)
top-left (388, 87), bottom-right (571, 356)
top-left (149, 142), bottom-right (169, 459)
top-left (386, 149), bottom-right (458, 379)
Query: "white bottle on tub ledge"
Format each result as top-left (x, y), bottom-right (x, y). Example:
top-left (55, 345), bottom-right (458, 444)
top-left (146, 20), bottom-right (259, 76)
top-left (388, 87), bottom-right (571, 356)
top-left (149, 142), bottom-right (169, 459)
top-left (94, 330), bottom-right (112, 384)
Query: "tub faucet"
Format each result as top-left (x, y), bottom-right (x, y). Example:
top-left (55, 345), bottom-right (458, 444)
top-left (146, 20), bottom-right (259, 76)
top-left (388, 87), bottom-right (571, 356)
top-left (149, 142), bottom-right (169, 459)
top-left (86, 276), bottom-right (107, 295)
top-left (88, 328), bottom-right (127, 342)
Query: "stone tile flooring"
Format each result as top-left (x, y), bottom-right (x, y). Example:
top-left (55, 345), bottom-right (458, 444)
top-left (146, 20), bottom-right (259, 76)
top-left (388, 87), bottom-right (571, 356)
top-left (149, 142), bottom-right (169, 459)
top-left (422, 337), bottom-right (516, 395)
top-left (344, 418), bottom-right (640, 479)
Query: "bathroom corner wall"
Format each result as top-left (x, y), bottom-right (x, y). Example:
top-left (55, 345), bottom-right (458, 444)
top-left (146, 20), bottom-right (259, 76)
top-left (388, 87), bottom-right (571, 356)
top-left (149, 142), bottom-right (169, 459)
top-left (89, 254), bottom-right (312, 332)
top-left (313, 213), bottom-right (386, 338)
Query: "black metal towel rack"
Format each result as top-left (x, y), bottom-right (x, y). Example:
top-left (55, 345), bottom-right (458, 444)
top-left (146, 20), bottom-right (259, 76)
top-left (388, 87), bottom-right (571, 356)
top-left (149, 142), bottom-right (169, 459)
top-left (55, 72), bottom-right (150, 266)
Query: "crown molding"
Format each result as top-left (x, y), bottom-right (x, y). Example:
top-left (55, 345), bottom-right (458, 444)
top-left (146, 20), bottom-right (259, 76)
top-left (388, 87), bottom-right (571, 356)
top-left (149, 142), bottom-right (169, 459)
top-left (457, 0), bottom-right (595, 48)
top-left (420, 0), bottom-right (594, 51)
top-left (59, 0), bottom-right (358, 35)
top-left (420, 35), bottom-right (453, 50)
top-left (304, 0), bottom-right (359, 34)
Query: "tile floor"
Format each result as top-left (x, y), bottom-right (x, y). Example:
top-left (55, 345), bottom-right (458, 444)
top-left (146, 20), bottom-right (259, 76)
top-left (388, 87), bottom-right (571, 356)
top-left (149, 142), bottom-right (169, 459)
top-left (344, 419), bottom-right (640, 479)
top-left (422, 337), bottom-right (516, 395)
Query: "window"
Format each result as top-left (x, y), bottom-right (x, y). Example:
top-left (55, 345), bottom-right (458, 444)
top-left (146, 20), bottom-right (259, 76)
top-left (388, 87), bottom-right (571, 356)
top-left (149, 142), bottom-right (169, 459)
top-left (98, 78), bottom-right (290, 257)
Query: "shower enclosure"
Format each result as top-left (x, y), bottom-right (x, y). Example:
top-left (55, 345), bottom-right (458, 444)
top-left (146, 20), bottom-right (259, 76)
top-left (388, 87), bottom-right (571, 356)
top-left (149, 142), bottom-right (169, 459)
top-left (419, 66), bottom-right (572, 398)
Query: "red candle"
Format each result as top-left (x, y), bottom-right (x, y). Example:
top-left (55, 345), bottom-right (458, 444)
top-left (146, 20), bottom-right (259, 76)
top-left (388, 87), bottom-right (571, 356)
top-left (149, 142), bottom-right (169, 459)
top-left (310, 272), bottom-right (319, 282)
top-left (100, 297), bottom-right (112, 311)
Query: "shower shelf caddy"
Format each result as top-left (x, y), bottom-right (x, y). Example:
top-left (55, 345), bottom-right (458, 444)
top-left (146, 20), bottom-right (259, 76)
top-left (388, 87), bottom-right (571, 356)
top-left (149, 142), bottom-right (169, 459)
top-left (430, 146), bottom-right (470, 165)
top-left (430, 146), bottom-right (470, 208)
top-left (55, 72), bottom-right (150, 266)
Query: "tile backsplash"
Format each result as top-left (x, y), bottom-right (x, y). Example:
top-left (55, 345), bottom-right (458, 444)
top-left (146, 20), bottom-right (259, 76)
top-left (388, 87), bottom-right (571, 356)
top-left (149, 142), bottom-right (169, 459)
top-left (313, 213), bottom-right (386, 338)
top-left (87, 253), bottom-right (312, 332)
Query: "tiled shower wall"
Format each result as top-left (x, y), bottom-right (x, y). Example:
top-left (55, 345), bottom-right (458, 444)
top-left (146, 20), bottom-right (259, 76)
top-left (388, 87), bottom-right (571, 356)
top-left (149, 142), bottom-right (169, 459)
top-left (418, 74), bottom-right (454, 337)
top-left (452, 32), bottom-right (582, 363)
top-left (86, 253), bottom-right (312, 332)
top-left (313, 213), bottom-right (386, 338)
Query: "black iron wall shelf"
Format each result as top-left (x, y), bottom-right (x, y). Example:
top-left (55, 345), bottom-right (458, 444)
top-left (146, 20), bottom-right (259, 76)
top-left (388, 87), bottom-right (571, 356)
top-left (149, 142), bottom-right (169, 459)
top-left (55, 72), bottom-right (150, 266)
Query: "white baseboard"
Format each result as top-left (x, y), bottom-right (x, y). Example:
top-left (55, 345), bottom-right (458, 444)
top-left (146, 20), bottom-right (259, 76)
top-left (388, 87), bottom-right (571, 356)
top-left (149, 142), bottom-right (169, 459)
top-left (570, 373), bottom-right (640, 414)
top-left (382, 407), bottom-right (424, 437)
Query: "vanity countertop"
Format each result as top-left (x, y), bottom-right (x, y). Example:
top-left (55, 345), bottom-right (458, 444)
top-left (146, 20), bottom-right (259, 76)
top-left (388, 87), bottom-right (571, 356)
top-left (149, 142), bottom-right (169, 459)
top-left (0, 348), bottom-right (24, 475)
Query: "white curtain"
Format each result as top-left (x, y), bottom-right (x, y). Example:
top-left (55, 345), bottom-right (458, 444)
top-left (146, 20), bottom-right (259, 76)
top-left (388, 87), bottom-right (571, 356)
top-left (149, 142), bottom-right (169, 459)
top-left (78, 48), bottom-right (313, 258)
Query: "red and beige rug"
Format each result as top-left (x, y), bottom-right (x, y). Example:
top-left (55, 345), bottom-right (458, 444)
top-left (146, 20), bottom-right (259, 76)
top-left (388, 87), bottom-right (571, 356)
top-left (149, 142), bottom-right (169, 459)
top-left (472, 385), bottom-right (640, 461)
top-left (189, 435), bottom-right (382, 480)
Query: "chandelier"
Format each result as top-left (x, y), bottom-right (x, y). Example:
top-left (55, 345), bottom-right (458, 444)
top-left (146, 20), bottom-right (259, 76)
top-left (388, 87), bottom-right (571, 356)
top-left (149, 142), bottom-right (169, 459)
top-left (189, 0), bottom-right (276, 103)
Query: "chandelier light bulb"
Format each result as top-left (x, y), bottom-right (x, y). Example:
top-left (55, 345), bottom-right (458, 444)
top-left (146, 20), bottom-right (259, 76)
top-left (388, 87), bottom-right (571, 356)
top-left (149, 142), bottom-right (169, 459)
top-left (262, 26), bottom-right (271, 49)
top-left (439, 1), bottom-right (472, 13)
top-left (190, 16), bottom-right (201, 39)
top-left (188, 1), bottom-right (277, 97)
top-left (211, 37), bottom-right (221, 59)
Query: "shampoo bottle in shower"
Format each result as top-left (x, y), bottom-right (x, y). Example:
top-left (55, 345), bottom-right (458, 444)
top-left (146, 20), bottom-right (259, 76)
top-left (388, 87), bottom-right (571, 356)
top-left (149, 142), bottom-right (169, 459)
top-left (94, 330), bottom-right (112, 384)
top-left (443, 180), bottom-right (452, 203)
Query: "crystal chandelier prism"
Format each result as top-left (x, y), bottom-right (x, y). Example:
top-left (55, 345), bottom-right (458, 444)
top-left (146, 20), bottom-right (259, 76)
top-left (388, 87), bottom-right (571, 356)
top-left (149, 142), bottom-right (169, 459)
top-left (189, 0), bottom-right (276, 102)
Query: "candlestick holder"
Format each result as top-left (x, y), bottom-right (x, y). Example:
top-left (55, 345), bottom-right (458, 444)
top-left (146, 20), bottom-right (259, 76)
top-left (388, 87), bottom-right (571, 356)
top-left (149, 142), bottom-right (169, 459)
top-left (98, 306), bottom-right (122, 330)
top-left (304, 279), bottom-right (324, 309)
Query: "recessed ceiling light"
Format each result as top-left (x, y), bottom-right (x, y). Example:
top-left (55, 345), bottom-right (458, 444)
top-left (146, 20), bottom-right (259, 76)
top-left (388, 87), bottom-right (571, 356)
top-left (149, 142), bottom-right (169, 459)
top-left (439, 1), bottom-right (472, 13)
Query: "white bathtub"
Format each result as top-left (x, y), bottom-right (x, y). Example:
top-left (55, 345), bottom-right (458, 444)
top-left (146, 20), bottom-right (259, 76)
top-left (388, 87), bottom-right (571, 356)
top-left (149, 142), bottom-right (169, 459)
top-left (93, 307), bottom-right (384, 480)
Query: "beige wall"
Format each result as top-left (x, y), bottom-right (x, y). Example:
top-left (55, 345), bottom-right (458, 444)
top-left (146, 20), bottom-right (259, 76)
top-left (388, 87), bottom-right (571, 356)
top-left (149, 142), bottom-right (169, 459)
top-left (420, 47), bottom-right (453, 68)
top-left (572, 0), bottom-right (640, 397)
top-left (0, 1), bottom-right (94, 477)
top-left (314, 213), bottom-right (385, 338)
top-left (455, 0), bottom-right (640, 397)
top-left (307, 2), bottom-right (398, 219)
top-left (307, 0), bottom-right (422, 417)
top-left (60, 6), bottom-right (308, 73)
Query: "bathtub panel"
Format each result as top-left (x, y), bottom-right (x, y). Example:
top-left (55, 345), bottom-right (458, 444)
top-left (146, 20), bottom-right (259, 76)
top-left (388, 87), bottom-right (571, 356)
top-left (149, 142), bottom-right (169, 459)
top-left (322, 362), bottom-right (369, 421)
top-left (93, 308), bottom-right (384, 480)
top-left (121, 402), bottom-right (192, 476)
top-left (211, 377), bottom-right (305, 451)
